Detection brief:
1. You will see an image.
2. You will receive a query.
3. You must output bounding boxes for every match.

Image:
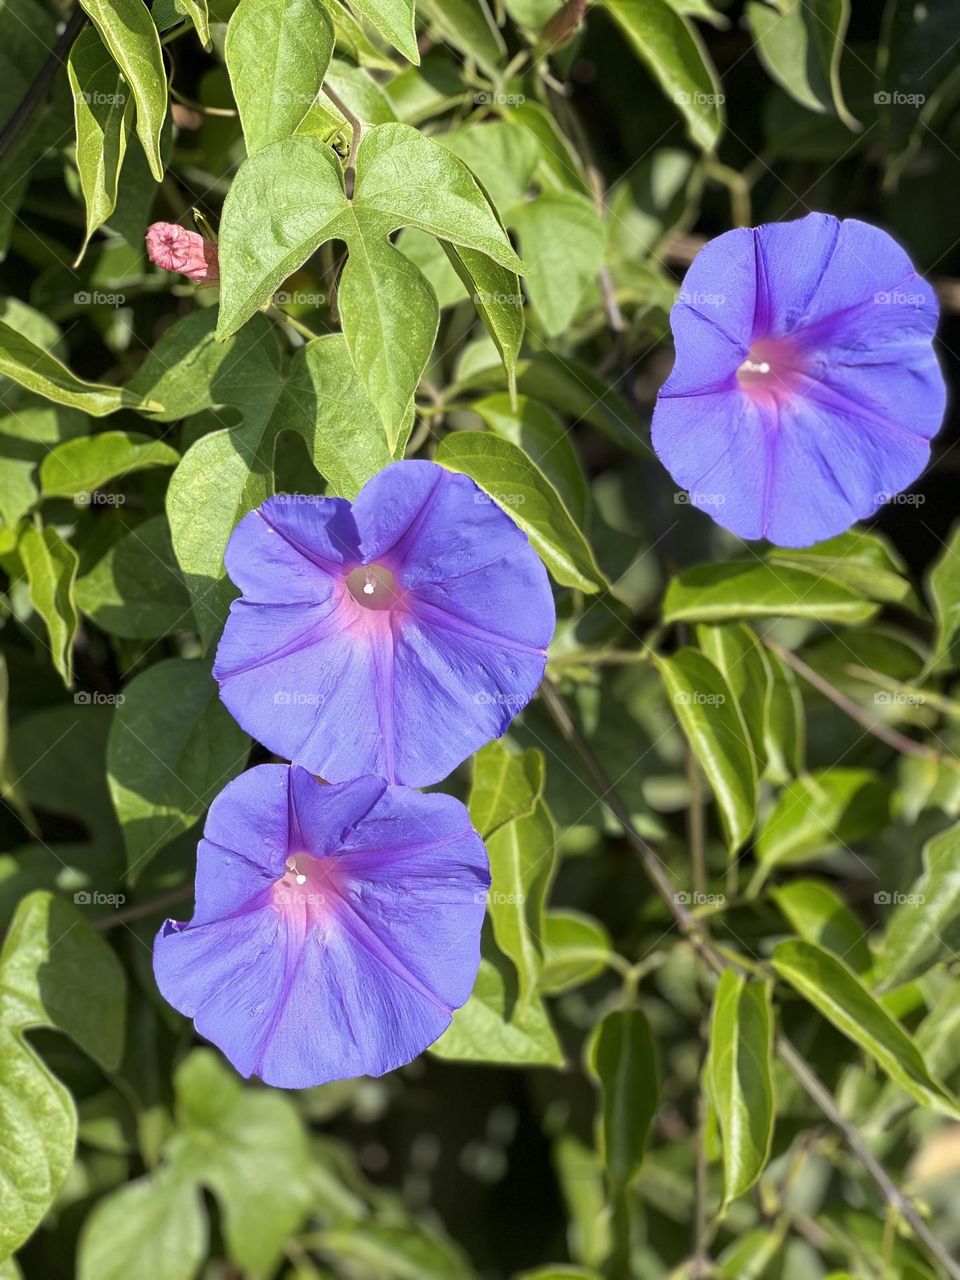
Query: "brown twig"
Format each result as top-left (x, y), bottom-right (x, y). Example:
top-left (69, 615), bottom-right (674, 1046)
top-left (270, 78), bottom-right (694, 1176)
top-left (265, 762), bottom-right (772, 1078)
top-left (764, 637), bottom-right (955, 768)
top-left (322, 84), bottom-right (361, 199)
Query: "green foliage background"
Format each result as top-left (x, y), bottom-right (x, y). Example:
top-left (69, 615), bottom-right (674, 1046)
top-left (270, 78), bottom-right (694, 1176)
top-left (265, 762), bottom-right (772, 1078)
top-left (1, 0), bottom-right (960, 1277)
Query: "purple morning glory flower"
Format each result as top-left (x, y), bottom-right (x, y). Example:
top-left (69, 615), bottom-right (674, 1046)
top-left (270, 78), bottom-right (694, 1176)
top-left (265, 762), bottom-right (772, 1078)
top-left (652, 212), bottom-right (946, 547)
top-left (153, 765), bottom-right (489, 1088)
top-left (213, 460), bottom-right (555, 786)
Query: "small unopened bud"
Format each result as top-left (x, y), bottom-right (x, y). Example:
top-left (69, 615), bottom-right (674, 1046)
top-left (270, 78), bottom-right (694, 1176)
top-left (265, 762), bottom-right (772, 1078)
top-left (145, 222), bottom-right (219, 283)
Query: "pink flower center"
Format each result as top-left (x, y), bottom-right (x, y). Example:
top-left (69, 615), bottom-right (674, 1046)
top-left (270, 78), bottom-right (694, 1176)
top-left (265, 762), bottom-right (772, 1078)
top-left (346, 563), bottom-right (401, 612)
top-left (271, 853), bottom-right (333, 922)
top-left (736, 337), bottom-right (806, 401)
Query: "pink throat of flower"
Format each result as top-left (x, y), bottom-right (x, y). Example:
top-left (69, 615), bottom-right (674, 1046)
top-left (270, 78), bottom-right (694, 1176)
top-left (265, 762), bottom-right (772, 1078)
top-left (345, 563), bottom-right (403, 613)
top-left (271, 853), bottom-right (333, 922)
top-left (736, 337), bottom-right (807, 401)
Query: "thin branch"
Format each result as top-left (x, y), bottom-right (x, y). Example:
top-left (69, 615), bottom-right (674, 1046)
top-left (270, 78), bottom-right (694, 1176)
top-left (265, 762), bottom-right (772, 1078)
top-left (0, 6), bottom-right (87, 164)
top-left (778, 1035), bottom-right (960, 1280)
top-left (764, 637), bottom-right (956, 768)
top-left (92, 887), bottom-right (191, 930)
top-left (322, 85), bottom-right (361, 200)
top-left (539, 678), bottom-right (707, 947)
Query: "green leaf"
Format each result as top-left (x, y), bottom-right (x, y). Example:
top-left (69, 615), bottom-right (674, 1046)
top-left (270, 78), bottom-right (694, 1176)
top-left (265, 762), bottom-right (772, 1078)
top-left (926, 522), bottom-right (960, 671)
top-left (756, 768), bottom-right (890, 869)
top-left (0, 891), bottom-right (126, 1260)
top-left (770, 878), bottom-right (871, 974)
top-left (436, 430), bottom-right (608, 593)
top-left (216, 124), bottom-right (520, 445)
top-left (338, 234), bottom-right (438, 452)
top-left (439, 120), bottom-right (540, 214)
top-left (486, 801), bottom-right (557, 1011)
top-left (217, 126), bottom-right (521, 330)
top-left (473, 394), bottom-right (588, 525)
top-left (107, 657), bottom-right (250, 878)
top-left (663, 561), bottom-right (879, 624)
top-left (769, 530), bottom-right (919, 612)
top-left (276, 334), bottom-right (398, 496)
top-left (705, 971), bottom-right (775, 1204)
top-left (539, 910), bottom-right (612, 995)
top-left (170, 1050), bottom-right (313, 1274)
top-left (68, 25), bottom-right (131, 261)
top-left (78, 0), bottom-right (168, 181)
top-left (696, 622), bottom-right (804, 783)
top-left (772, 938), bottom-right (960, 1118)
top-left (655, 648), bottom-right (757, 853)
top-left (605, 0), bottom-right (724, 151)
top-left (226, 0), bottom-right (334, 154)
top-left (312, 1223), bottom-right (474, 1280)
top-left (510, 193), bottom-right (605, 336)
top-left (588, 1008), bottom-right (658, 1191)
top-left (78, 1170), bottom-right (206, 1280)
top-left (345, 0), bottom-right (420, 62)
top-left (178, 0), bottom-right (211, 48)
top-left (442, 242), bottom-right (524, 400)
top-left (19, 524), bottom-right (79, 687)
top-left (417, 0), bottom-right (506, 76)
top-left (75, 514), bottom-right (192, 639)
top-left (432, 944), bottom-right (565, 1066)
top-left (39, 430), bottom-right (178, 499)
top-left (469, 739), bottom-right (545, 839)
top-left (695, 622), bottom-right (768, 772)
top-left (746, 0), bottom-right (856, 130)
top-left (875, 820), bottom-right (960, 988)
top-left (0, 320), bottom-right (159, 416)
top-left (0, 404), bottom-right (87, 531)
top-left (760, 644), bottom-right (805, 782)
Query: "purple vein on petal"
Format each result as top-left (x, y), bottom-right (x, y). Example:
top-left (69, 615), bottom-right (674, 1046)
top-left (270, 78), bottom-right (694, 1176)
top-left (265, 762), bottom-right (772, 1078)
top-left (410, 597), bottom-right (547, 656)
top-left (326, 882), bottom-right (453, 1016)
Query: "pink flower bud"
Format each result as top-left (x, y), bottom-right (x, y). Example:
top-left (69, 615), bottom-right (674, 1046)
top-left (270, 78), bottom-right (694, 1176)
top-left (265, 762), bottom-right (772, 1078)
top-left (145, 222), bottom-right (219, 283)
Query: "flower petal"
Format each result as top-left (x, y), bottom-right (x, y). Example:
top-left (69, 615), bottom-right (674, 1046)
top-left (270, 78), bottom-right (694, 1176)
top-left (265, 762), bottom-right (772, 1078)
top-left (153, 767), bottom-right (488, 1088)
top-left (215, 461), bottom-right (555, 785)
top-left (661, 226), bottom-right (754, 395)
